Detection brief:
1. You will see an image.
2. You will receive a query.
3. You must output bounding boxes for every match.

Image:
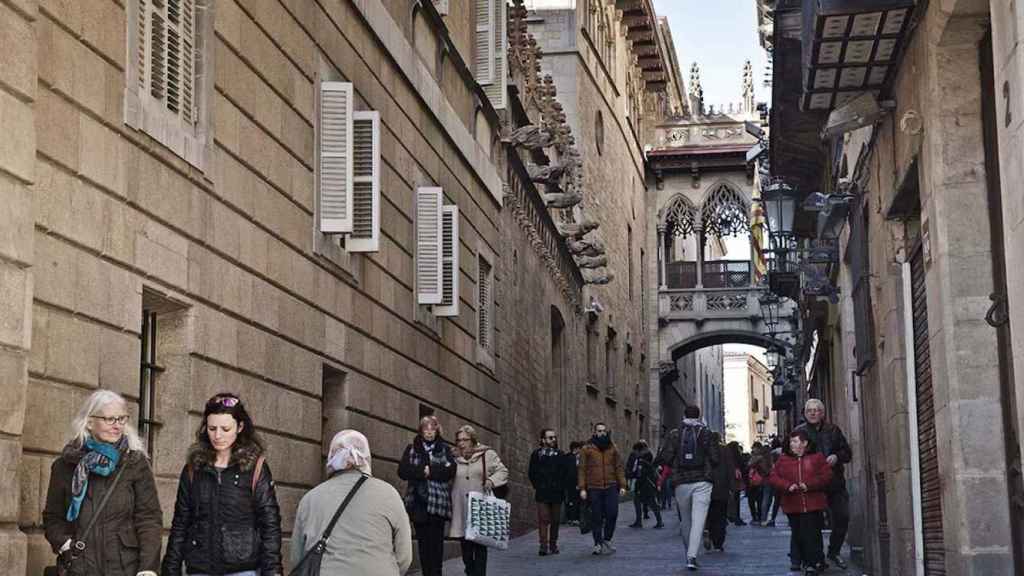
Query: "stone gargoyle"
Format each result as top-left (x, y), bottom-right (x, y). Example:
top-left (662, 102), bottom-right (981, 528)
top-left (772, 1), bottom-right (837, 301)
top-left (502, 124), bottom-right (556, 150)
top-left (543, 191), bottom-right (583, 209)
top-left (583, 268), bottom-right (615, 285)
top-left (556, 220), bottom-right (598, 239)
top-left (567, 238), bottom-right (606, 257)
top-left (526, 162), bottom-right (568, 187)
top-left (575, 255), bottom-right (608, 269)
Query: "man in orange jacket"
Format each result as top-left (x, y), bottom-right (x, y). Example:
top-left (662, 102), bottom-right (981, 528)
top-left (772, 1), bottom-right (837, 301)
top-left (577, 422), bottom-right (627, 556)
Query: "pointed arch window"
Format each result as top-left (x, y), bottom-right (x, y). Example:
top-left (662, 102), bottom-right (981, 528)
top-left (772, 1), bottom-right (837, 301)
top-left (663, 195), bottom-right (698, 238)
top-left (700, 183), bottom-right (750, 238)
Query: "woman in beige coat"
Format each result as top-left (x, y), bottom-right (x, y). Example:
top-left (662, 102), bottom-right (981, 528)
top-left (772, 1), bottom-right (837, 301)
top-left (291, 430), bottom-right (412, 576)
top-left (449, 425), bottom-right (509, 576)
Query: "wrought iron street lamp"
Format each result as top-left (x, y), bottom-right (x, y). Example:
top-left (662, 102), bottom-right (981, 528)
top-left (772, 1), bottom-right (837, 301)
top-left (762, 180), bottom-right (800, 299)
top-left (759, 292), bottom-right (781, 334)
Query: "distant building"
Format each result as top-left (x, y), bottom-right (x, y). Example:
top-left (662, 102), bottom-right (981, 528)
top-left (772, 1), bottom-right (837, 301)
top-left (723, 351), bottom-right (777, 450)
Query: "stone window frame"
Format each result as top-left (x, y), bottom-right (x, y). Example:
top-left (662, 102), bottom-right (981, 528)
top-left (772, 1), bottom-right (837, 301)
top-left (124, 0), bottom-right (216, 173)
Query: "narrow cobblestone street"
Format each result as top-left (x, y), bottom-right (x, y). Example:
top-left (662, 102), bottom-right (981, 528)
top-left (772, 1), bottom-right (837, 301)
top-left (420, 499), bottom-right (865, 576)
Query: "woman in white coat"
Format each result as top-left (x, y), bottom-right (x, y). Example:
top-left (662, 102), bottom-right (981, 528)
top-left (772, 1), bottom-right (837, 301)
top-left (448, 425), bottom-right (509, 576)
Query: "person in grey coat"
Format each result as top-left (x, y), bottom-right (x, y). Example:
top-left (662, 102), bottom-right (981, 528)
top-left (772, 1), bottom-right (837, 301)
top-left (291, 429), bottom-right (413, 576)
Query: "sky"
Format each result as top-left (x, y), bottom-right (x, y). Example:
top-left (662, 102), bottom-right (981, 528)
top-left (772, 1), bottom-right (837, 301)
top-left (652, 0), bottom-right (770, 110)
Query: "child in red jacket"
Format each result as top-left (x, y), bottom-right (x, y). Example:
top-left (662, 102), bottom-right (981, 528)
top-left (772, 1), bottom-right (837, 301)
top-left (768, 429), bottom-right (833, 575)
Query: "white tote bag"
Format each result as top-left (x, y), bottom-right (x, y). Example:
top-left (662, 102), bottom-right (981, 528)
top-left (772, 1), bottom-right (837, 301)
top-left (464, 490), bottom-right (512, 550)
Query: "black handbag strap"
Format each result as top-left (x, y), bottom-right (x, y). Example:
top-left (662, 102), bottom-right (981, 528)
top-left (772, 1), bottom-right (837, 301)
top-left (77, 461), bottom-right (128, 544)
top-left (314, 474), bottom-right (368, 548)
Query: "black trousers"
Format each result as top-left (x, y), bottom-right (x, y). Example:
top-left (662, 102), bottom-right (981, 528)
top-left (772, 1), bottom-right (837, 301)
top-left (633, 492), bottom-right (662, 526)
top-left (460, 539), bottom-right (488, 576)
top-left (565, 493), bottom-right (580, 521)
top-left (747, 486), bottom-right (763, 521)
top-left (706, 499), bottom-right (729, 548)
top-left (788, 511), bottom-right (825, 568)
top-left (826, 489), bottom-right (850, 557)
top-left (414, 516), bottom-right (447, 576)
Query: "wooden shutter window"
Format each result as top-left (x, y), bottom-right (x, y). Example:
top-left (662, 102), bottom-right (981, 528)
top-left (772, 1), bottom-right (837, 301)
top-left (348, 111), bottom-right (381, 252)
top-left (319, 82), bottom-right (354, 234)
top-left (482, 0), bottom-right (507, 109)
top-left (478, 256), bottom-right (493, 350)
top-left (139, 0), bottom-right (195, 124)
top-left (435, 206), bottom-right (461, 317)
top-left (416, 187), bottom-right (444, 305)
top-left (475, 0), bottom-right (494, 85)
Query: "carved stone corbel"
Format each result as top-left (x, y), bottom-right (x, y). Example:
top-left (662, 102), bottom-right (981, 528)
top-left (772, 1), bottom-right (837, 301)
top-left (557, 220), bottom-right (599, 239)
top-left (575, 255), bottom-right (608, 269)
top-left (568, 238), bottom-right (606, 257)
top-left (543, 191), bottom-right (583, 209)
top-left (502, 124), bottom-right (556, 150)
top-left (583, 268), bottom-right (615, 285)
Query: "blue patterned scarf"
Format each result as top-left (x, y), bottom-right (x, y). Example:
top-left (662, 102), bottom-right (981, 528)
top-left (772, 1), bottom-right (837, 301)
top-left (66, 436), bottom-right (125, 522)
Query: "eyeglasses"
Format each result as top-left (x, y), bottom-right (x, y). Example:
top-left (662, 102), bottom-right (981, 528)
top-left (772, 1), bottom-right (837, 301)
top-left (214, 396), bottom-right (240, 407)
top-left (456, 437), bottom-right (471, 443)
top-left (90, 415), bottom-right (130, 426)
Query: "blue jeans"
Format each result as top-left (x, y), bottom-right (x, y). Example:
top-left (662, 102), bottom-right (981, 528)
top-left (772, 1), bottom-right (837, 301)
top-left (760, 486), bottom-right (774, 521)
top-left (589, 485), bottom-right (620, 545)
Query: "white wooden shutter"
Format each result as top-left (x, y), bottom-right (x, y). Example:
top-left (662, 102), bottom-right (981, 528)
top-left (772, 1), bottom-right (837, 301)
top-left (434, 205), bottom-right (460, 317)
top-left (139, 0), bottom-right (195, 125)
top-left (478, 256), bottom-right (493, 349)
top-left (347, 111), bottom-right (380, 252)
top-left (475, 0), bottom-right (494, 86)
top-left (416, 187), bottom-right (444, 305)
top-left (483, 0), bottom-right (507, 109)
top-left (319, 82), bottom-right (354, 234)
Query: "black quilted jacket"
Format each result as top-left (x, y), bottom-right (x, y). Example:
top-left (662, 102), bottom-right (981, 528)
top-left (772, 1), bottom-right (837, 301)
top-left (161, 444), bottom-right (283, 576)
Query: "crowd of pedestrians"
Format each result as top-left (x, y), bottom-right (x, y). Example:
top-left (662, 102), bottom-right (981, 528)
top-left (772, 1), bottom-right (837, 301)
top-left (42, 388), bottom-right (851, 576)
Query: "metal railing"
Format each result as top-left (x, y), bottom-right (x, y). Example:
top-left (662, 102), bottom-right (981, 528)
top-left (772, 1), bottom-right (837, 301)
top-left (664, 260), bottom-right (752, 289)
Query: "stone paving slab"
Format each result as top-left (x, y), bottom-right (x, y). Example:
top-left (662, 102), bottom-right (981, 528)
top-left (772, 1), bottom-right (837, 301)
top-left (414, 499), bottom-right (867, 576)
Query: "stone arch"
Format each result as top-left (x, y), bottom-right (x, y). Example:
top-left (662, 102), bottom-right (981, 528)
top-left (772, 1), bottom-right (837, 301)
top-left (660, 194), bottom-right (699, 238)
top-left (668, 330), bottom-right (788, 362)
top-left (700, 180), bottom-right (750, 238)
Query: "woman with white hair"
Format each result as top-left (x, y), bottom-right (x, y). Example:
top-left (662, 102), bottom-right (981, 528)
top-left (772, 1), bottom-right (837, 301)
top-left (448, 425), bottom-right (508, 575)
top-left (291, 429), bottom-right (413, 575)
top-left (42, 389), bottom-right (163, 576)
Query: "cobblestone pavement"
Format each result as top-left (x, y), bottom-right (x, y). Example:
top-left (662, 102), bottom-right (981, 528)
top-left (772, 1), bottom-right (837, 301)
top-left (417, 497), bottom-right (866, 576)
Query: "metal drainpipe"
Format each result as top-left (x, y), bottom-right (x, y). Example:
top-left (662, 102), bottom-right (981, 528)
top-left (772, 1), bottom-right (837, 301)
top-left (901, 261), bottom-right (925, 576)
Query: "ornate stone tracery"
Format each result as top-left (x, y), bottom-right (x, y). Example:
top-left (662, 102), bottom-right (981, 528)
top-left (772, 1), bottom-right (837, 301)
top-left (663, 195), bottom-right (698, 238)
top-left (700, 183), bottom-right (750, 238)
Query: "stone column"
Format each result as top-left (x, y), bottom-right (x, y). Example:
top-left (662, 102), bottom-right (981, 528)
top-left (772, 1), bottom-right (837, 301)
top-left (695, 230), bottom-right (704, 288)
top-left (657, 224), bottom-right (667, 289)
top-left (917, 6), bottom-right (1014, 573)
top-left (0, 1), bottom-right (36, 572)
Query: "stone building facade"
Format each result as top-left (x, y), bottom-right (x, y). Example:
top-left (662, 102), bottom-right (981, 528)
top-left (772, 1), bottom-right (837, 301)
top-left (765, 0), bottom-right (1024, 572)
top-left (723, 350), bottom-right (775, 449)
top-left (0, 0), bottom-right (670, 573)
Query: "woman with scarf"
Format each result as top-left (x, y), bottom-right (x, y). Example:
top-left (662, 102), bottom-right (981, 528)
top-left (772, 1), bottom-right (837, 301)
top-left (291, 429), bottom-right (412, 576)
top-left (398, 415), bottom-right (456, 576)
top-left (448, 425), bottom-right (509, 575)
top-left (161, 393), bottom-right (283, 576)
top-left (43, 389), bottom-right (163, 576)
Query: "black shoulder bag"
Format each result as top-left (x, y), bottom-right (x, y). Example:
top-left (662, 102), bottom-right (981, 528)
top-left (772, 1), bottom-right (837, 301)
top-left (44, 463), bottom-right (128, 576)
top-left (289, 474), bottom-right (369, 576)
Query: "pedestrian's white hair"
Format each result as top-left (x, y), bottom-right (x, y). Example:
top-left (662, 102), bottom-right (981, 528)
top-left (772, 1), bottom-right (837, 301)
top-left (327, 429), bottom-right (372, 475)
top-left (70, 389), bottom-right (147, 455)
top-left (804, 398), bottom-right (826, 412)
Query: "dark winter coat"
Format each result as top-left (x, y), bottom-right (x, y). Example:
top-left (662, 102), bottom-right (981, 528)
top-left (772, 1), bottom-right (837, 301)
top-left (397, 435), bottom-right (456, 523)
top-left (710, 443), bottom-right (737, 502)
top-left (656, 421), bottom-right (721, 485)
top-left (528, 447), bottom-right (568, 503)
top-left (631, 449), bottom-right (660, 503)
top-left (767, 452), bottom-right (833, 514)
top-left (161, 442), bottom-right (283, 576)
top-left (794, 421), bottom-right (852, 491)
top-left (43, 443), bottom-right (163, 576)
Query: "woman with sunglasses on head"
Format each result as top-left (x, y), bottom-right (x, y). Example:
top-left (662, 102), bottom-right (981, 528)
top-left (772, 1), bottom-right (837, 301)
top-left (161, 393), bottom-right (283, 576)
top-left (397, 415), bottom-right (456, 576)
top-left (43, 390), bottom-right (163, 576)
top-left (448, 425), bottom-right (508, 575)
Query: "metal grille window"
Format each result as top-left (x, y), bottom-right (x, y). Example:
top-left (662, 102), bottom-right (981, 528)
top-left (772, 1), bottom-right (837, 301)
top-left (848, 198), bottom-right (875, 372)
top-left (139, 310), bottom-right (164, 454)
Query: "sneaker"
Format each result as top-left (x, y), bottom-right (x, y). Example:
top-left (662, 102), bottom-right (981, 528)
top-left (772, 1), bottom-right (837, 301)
top-left (592, 544), bottom-right (602, 555)
top-left (602, 541), bottom-right (616, 554)
top-left (828, 554), bottom-right (848, 569)
top-left (687, 557), bottom-right (699, 571)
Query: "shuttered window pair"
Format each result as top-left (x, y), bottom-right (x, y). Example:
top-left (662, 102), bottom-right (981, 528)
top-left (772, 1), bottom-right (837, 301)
top-left (136, 0), bottom-right (196, 127)
top-left (475, 0), bottom-right (507, 109)
top-left (318, 82), bottom-right (381, 253)
top-left (416, 188), bottom-right (460, 318)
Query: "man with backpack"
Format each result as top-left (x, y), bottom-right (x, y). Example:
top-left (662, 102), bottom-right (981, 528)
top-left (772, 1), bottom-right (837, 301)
top-left (656, 405), bottom-right (720, 571)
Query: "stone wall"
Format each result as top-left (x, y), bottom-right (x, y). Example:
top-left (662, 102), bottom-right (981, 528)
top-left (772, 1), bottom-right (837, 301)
top-left (8, 1), bottom-right (518, 573)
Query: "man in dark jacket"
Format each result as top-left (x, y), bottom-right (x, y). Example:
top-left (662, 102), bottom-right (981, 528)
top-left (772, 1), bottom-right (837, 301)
top-left (706, 432), bottom-right (734, 551)
top-left (657, 405), bottom-right (720, 571)
top-left (528, 428), bottom-right (566, 556)
top-left (794, 398), bottom-right (853, 569)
